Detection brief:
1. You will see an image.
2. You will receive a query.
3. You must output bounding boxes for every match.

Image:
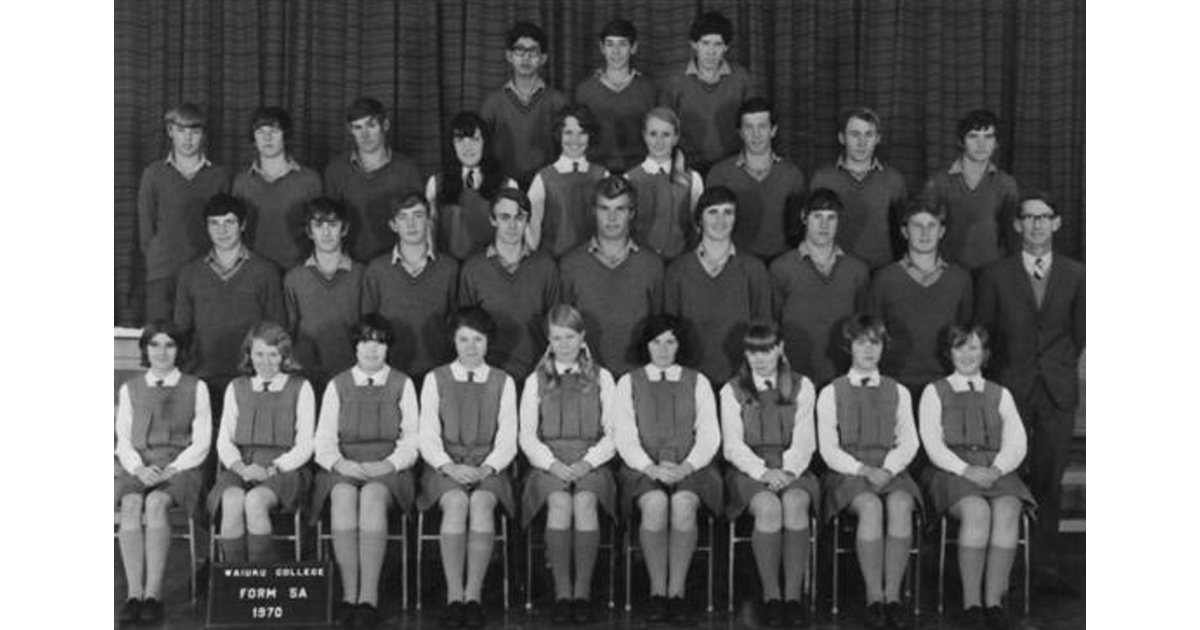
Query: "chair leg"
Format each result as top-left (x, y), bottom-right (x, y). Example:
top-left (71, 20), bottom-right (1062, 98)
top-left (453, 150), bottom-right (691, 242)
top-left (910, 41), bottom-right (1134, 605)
top-left (400, 513), bottom-right (409, 612)
top-left (809, 516), bottom-right (818, 617)
top-left (706, 515), bottom-right (713, 614)
top-left (726, 522), bottom-right (735, 614)
top-left (607, 519), bottom-right (616, 609)
top-left (187, 516), bottom-right (198, 604)
top-left (416, 512), bottom-right (424, 611)
top-left (911, 511), bottom-right (921, 616)
top-left (623, 528), bottom-right (632, 612)
top-left (832, 514), bottom-right (840, 615)
top-left (502, 516), bottom-right (510, 612)
top-left (1021, 513), bottom-right (1030, 616)
top-left (525, 519), bottom-right (534, 611)
top-left (293, 510), bottom-right (303, 561)
top-left (937, 516), bottom-right (947, 616)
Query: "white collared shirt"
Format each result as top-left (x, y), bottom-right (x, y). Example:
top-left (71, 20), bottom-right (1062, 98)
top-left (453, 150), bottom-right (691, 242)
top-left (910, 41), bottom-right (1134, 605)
top-left (417, 362), bottom-right (519, 472)
top-left (216, 374), bottom-right (316, 472)
top-left (816, 371), bottom-right (918, 476)
top-left (720, 374), bottom-right (817, 480)
top-left (114, 369), bottom-right (213, 473)
top-left (1022, 250), bottom-right (1053, 278)
top-left (611, 364), bottom-right (720, 472)
top-left (632, 158), bottom-right (705, 209)
top-left (918, 373), bottom-right (1026, 476)
top-left (314, 366), bottom-right (421, 471)
top-left (518, 366), bottom-right (618, 470)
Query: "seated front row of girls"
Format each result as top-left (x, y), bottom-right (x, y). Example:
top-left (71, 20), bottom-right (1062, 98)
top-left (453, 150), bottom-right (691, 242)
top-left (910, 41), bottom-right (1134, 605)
top-left (116, 312), bottom-right (1034, 630)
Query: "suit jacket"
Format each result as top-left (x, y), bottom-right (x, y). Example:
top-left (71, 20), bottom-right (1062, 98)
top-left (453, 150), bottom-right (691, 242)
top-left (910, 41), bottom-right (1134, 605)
top-left (976, 253), bottom-right (1085, 410)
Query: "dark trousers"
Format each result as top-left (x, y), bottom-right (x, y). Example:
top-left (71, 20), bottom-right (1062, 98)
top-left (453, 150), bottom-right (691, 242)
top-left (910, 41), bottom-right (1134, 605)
top-left (1017, 376), bottom-right (1076, 574)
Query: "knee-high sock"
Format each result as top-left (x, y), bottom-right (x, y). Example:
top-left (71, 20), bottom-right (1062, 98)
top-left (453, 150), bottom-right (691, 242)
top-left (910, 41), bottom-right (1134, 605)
top-left (751, 530), bottom-right (783, 600)
top-left (984, 546), bottom-right (1016, 607)
top-left (358, 530), bottom-right (387, 606)
top-left (573, 529), bottom-right (600, 599)
top-left (464, 531), bottom-right (495, 602)
top-left (143, 527), bottom-right (171, 599)
top-left (666, 527), bottom-right (698, 597)
top-left (883, 536), bottom-right (912, 602)
top-left (331, 529), bottom-right (359, 603)
top-left (639, 527), bottom-right (669, 596)
top-left (782, 528), bottom-right (809, 602)
top-left (545, 528), bottom-right (573, 599)
top-left (857, 537), bottom-right (885, 604)
top-left (221, 535), bottom-right (247, 564)
top-left (440, 532), bottom-right (467, 603)
top-left (958, 545), bottom-right (986, 609)
top-left (118, 528), bottom-right (145, 599)
top-left (248, 533), bottom-right (276, 563)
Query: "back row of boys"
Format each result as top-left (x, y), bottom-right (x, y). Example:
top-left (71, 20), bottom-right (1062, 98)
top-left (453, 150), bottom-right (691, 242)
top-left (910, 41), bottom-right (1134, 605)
top-left (139, 12), bottom-right (1021, 324)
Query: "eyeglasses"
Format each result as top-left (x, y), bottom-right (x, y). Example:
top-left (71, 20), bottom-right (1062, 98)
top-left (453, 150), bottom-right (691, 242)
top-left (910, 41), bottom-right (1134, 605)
top-left (1019, 213), bottom-right (1056, 224)
top-left (510, 45), bottom-right (542, 57)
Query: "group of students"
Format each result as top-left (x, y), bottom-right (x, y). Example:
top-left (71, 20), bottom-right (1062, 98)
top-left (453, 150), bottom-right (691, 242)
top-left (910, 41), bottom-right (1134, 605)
top-left (121, 9), bottom-right (1084, 630)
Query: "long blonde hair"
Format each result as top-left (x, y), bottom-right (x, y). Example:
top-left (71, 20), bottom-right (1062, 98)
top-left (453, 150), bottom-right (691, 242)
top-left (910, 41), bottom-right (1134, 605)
top-left (535, 304), bottom-right (599, 392)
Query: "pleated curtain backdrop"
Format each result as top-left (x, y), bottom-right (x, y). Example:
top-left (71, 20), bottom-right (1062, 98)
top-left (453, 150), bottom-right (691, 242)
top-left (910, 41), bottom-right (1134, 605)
top-left (114, 0), bottom-right (1085, 326)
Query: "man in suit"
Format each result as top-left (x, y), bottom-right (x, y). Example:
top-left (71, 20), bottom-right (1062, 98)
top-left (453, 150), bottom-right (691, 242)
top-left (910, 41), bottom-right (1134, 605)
top-left (976, 190), bottom-right (1084, 597)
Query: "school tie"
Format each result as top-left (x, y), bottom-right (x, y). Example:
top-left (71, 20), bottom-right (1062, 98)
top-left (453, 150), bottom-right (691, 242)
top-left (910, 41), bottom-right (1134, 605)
top-left (467, 371), bottom-right (476, 383)
top-left (465, 169), bottom-right (475, 189)
top-left (763, 379), bottom-right (774, 391)
top-left (967, 380), bottom-right (976, 392)
top-left (366, 377), bottom-right (374, 387)
top-left (573, 161), bottom-right (580, 173)
top-left (1033, 257), bottom-right (1046, 280)
top-left (859, 377), bottom-right (871, 388)
top-left (155, 379), bottom-right (165, 388)
top-left (261, 381), bottom-right (270, 393)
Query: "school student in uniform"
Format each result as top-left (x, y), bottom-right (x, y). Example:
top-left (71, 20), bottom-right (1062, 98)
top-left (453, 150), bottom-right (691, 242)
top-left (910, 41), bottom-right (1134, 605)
top-left (719, 321), bottom-right (818, 628)
top-left (283, 197), bottom-right (363, 394)
top-left (115, 321), bottom-right (212, 625)
top-left (612, 314), bottom-right (722, 625)
top-left (418, 307), bottom-right (519, 630)
top-left (573, 18), bottom-right (657, 175)
top-left (663, 185), bottom-right (772, 386)
top-left (518, 305), bottom-right (618, 623)
top-left (919, 325), bottom-right (1034, 630)
top-left (527, 103), bottom-right (610, 258)
top-left (208, 321), bottom-right (316, 564)
top-left (426, 111), bottom-right (514, 262)
top-left (816, 314), bottom-right (920, 630)
top-left (312, 314), bottom-right (420, 628)
top-left (623, 106), bottom-right (703, 262)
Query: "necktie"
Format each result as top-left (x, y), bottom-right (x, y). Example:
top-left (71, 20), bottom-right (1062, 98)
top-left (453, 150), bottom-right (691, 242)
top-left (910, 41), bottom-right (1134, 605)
top-left (366, 377), bottom-right (374, 387)
top-left (155, 379), bottom-right (165, 388)
top-left (261, 381), bottom-right (270, 393)
top-left (1033, 257), bottom-right (1046, 280)
top-left (763, 379), bottom-right (774, 391)
top-left (967, 380), bottom-right (976, 392)
top-left (859, 377), bottom-right (871, 388)
top-left (467, 371), bottom-right (476, 383)
top-left (572, 161), bottom-right (580, 173)
top-left (465, 169), bottom-right (475, 189)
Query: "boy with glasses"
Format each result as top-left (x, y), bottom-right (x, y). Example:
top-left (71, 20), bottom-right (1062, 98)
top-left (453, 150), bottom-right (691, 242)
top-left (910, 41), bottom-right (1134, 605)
top-left (481, 21), bottom-right (568, 188)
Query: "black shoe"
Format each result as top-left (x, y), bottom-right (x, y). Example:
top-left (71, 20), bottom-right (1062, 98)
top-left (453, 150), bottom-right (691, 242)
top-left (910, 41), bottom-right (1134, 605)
top-left (668, 596), bottom-right (693, 626)
top-left (441, 601), bottom-right (465, 629)
top-left (1035, 570), bottom-right (1080, 598)
top-left (572, 598), bottom-right (596, 623)
top-left (784, 599), bottom-right (810, 627)
top-left (760, 599), bottom-right (783, 627)
top-left (463, 600), bottom-right (486, 629)
top-left (961, 605), bottom-right (985, 628)
top-left (141, 597), bottom-right (165, 624)
top-left (983, 605), bottom-right (1009, 630)
top-left (355, 603), bottom-right (381, 628)
top-left (864, 602), bottom-right (887, 629)
top-left (551, 598), bottom-right (573, 624)
top-left (117, 598), bottom-right (141, 625)
top-left (884, 601), bottom-right (910, 629)
top-left (335, 601), bottom-right (358, 626)
top-left (644, 595), bottom-right (668, 622)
